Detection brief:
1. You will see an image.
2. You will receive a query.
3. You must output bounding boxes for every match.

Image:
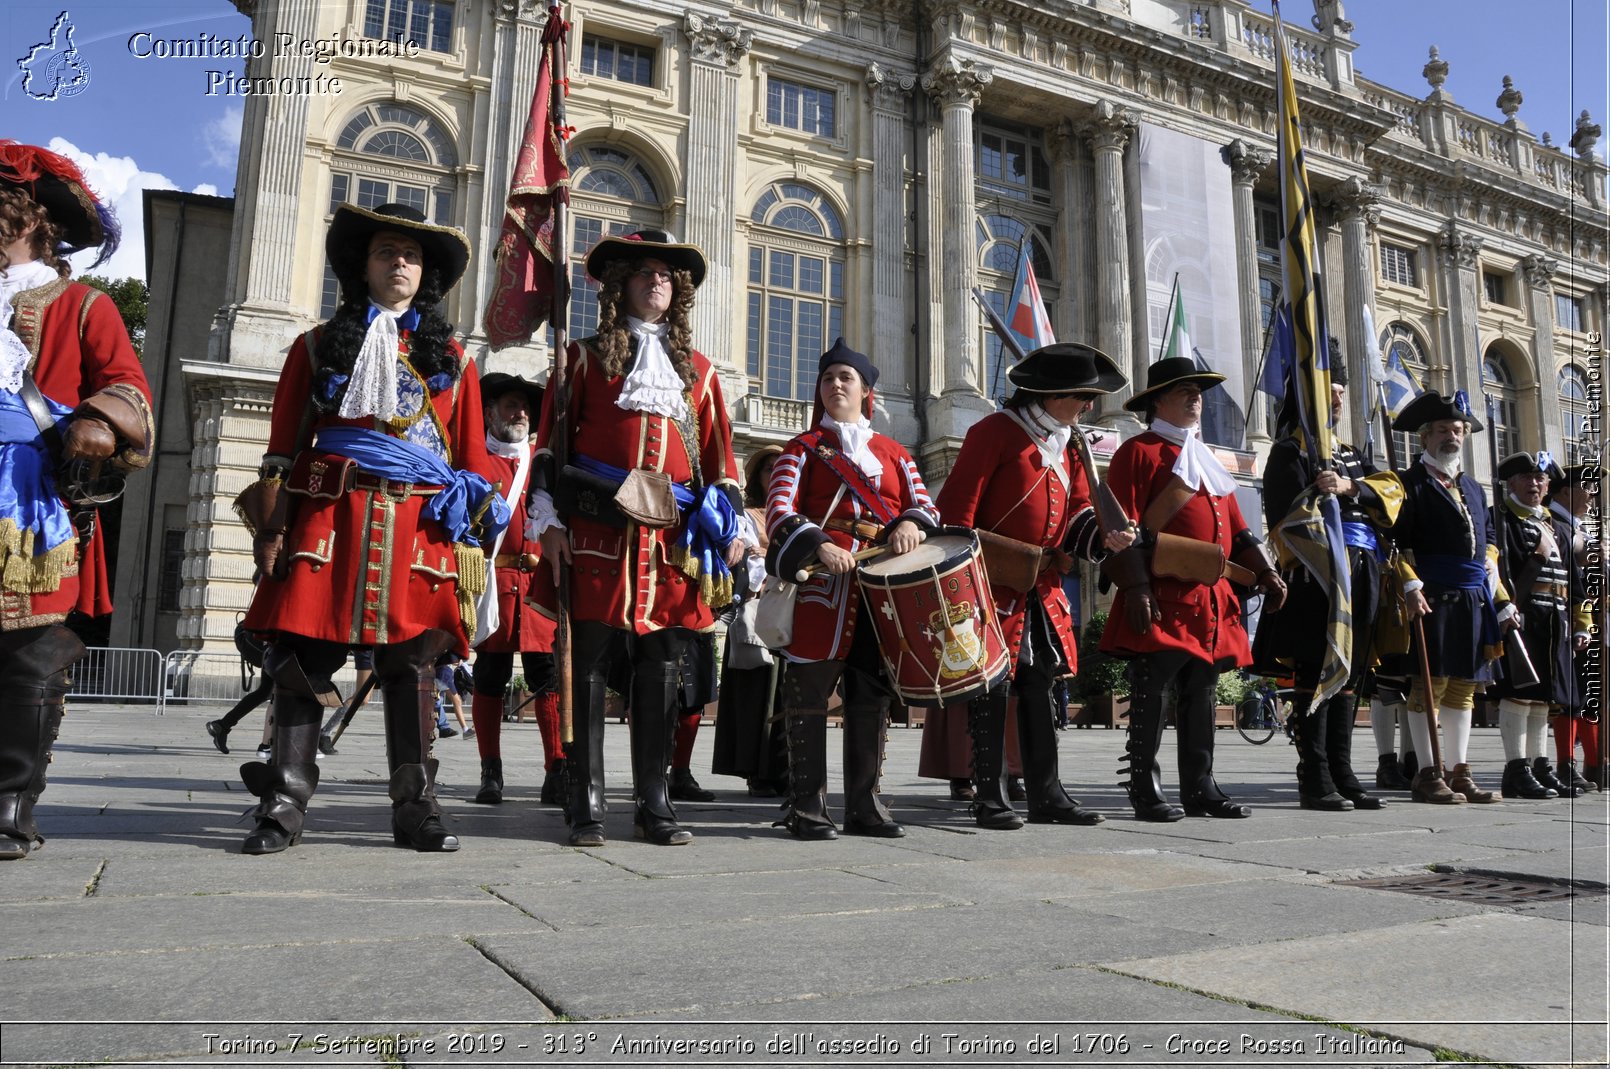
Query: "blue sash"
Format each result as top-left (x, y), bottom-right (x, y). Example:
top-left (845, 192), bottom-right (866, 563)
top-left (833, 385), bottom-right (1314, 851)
top-left (1340, 521), bottom-right (1383, 561)
top-left (573, 453), bottom-right (738, 594)
top-left (313, 426), bottom-right (509, 547)
top-left (0, 389), bottom-right (75, 579)
top-left (1417, 552), bottom-right (1500, 648)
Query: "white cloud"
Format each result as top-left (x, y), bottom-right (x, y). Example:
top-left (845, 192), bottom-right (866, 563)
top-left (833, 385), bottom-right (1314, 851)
top-left (192, 183), bottom-right (220, 197)
top-left (47, 137), bottom-right (177, 283)
top-left (202, 105), bottom-right (244, 170)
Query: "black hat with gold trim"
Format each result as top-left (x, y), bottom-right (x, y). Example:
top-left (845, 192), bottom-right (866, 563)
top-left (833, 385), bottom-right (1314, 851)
top-left (326, 202), bottom-right (471, 292)
top-left (1497, 449), bottom-right (1564, 481)
top-left (584, 228), bottom-right (707, 288)
top-left (0, 140), bottom-right (119, 267)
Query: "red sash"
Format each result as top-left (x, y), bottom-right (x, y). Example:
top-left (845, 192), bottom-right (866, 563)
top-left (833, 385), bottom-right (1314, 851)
top-left (795, 429), bottom-right (898, 527)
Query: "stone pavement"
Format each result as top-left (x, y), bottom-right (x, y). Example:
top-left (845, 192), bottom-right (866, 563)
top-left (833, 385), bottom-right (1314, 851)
top-left (1, 701), bottom-right (1606, 1068)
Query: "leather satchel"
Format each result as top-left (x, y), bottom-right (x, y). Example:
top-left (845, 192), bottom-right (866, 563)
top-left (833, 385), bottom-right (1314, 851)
top-left (614, 467), bottom-right (679, 528)
top-left (554, 464), bottom-right (627, 528)
top-left (1152, 531), bottom-right (1229, 585)
top-left (976, 529), bottom-right (1043, 594)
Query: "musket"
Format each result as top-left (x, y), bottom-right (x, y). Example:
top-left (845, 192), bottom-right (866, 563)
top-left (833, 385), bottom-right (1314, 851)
top-left (320, 670), bottom-right (379, 750)
top-left (968, 287), bottom-right (1132, 537)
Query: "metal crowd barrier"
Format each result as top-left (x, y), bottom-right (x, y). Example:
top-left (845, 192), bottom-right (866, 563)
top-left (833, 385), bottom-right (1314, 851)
top-left (67, 647), bottom-right (164, 705)
top-left (155, 651), bottom-right (367, 716)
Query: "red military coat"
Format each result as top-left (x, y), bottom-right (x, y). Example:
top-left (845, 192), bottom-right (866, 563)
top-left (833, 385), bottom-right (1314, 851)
top-left (1099, 431), bottom-right (1253, 668)
top-left (936, 411), bottom-right (1094, 669)
top-left (529, 341), bottom-right (739, 634)
top-left (766, 427), bottom-right (938, 662)
top-left (243, 331), bottom-right (492, 655)
top-left (477, 443), bottom-right (554, 653)
top-left (4, 278), bottom-right (153, 629)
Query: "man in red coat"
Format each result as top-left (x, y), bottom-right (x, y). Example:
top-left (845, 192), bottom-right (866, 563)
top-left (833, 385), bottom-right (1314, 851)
top-left (468, 373), bottom-right (561, 806)
top-left (0, 143), bottom-right (153, 860)
top-left (530, 229), bottom-right (743, 847)
top-left (1100, 358), bottom-right (1284, 821)
top-left (236, 203), bottom-right (506, 854)
top-left (935, 343), bottom-right (1133, 829)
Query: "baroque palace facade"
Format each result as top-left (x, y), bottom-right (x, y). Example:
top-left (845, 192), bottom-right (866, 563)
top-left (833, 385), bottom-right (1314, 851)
top-left (122, 0), bottom-right (1607, 655)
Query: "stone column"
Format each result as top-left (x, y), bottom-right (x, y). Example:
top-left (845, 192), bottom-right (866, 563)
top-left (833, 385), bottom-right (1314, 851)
top-left (682, 12), bottom-right (753, 374)
top-left (1438, 221), bottom-right (1487, 476)
top-left (1522, 253), bottom-right (1563, 456)
top-left (919, 53), bottom-right (995, 442)
top-left (1081, 100), bottom-right (1137, 414)
top-left (1048, 120), bottom-right (1084, 341)
top-left (1327, 176), bottom-right (1382, 449)
top-left (866, 63), bottom-right (916, 413)
top-left (1223, 138), bottom-right (1274, 444)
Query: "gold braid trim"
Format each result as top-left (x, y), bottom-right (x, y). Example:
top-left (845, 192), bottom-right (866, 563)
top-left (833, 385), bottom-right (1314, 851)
top-left (667, 541), bottom-right (734, 610)
top-left (453, 541), bottom-right (487, 644)
top-left (0, 520), bottom-right (75, 594)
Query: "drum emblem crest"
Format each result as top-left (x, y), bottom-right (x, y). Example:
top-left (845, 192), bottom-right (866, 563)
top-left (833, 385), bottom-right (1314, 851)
top-left (927, 601), bottom-right (983, 675)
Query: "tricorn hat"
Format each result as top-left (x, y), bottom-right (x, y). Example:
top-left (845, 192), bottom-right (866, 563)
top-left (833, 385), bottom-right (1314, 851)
top-left (1123, 356), bottom-right (1226, 413)
top-left (1548, 463), bottom-right (1592, 498)
top-left (479, 372), bottom-right (545, 414)
top-left (1390, 390), bottom-right (1484, 433)
top-left (1497, 450), bottom-right (1563, 481)
top-left (0, 140), bottom-right (119, 267)
top-left (584, 228), bottom-right (707, 288)
top-left (1007, 342), bottom-right (1128, 396)
top-left (325, 202), bottom-right (471, 293)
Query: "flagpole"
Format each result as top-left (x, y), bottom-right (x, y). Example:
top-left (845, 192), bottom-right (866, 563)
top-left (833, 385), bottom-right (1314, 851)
top-left (1243, 283), bottom-right (1282, 421)
top-left (1158, 273), bottom-right (1180, 364)
top-left (545, 5), bottom-right (575, 746)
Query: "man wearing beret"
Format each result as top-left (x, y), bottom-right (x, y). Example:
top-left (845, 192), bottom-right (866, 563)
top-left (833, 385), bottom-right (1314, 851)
top-left (935, 343), bottom-right (1134, 829)
top-left (0, 142), bottom-right (154, 860)
top-left (236, 202), bottom-right (507, 854)
top-left (1491, 450), bottom-right (1591, 798)
top-left (1389, 390), bottom-right (1513, 804)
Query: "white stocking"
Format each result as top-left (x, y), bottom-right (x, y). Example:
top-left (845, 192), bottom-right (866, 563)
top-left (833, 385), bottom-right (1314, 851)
top-left (1497, 698), bottom-right (1529, 762)
top-left (1441, 706), bottom-right (1473, 767)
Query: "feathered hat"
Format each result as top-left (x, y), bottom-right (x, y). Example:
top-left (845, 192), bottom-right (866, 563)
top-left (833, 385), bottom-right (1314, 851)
top-left (0, 140), bottom-right (120, 268)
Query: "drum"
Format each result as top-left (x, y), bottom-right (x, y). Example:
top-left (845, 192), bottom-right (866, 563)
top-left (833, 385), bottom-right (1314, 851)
top-left (857, 527), bottom-right (1010, 705)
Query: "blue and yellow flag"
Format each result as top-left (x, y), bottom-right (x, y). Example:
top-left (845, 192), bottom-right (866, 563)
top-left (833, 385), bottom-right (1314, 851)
top-left (1271, 0), bottom-right (1352, 704)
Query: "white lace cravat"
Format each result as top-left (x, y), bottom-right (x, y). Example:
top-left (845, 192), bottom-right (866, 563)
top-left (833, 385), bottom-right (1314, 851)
top-left (339, 302), bottom-right (404, 421)
top-left (1150, 417), bottom-right (1237, 496)
top-left (616, 316), bottom-right (690, 422)
top-left (1023, 403), bottom-right (1072, 470)
top-left (821, 414), bottom-right (883, 478)
top-left (0, 261), bottom-right (61, 393)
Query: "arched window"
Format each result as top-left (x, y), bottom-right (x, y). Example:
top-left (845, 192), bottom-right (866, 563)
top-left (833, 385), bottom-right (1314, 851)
top-left (975, 212), bottom-right (1055, 403)
top-left (1558, 364), bottom-right (1589, 465)
top-left (1482, 351), bottom-right (1518, 461)
top-left (565, 144), bottom-right (665, 339)
top-left (1381, 322), bottom-right (1430, 466)
top-left (322, 102), bottom-right (459, 316)
top-left (745, 182), bottom-right (847, 400)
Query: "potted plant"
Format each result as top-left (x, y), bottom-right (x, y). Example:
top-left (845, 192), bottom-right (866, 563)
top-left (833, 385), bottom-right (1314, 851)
top-left (1070, 611), bottom-right (1130, 727)
top-left (505, 673), bottom-right (530, 722)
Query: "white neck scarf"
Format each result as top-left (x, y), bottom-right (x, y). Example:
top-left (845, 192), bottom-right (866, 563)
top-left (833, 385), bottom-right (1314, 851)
top-left (821, 414), bottom-right (882, 478)
top-left (1150, 417), bottom-right (1237, 496)
top-left (339, 301), bottom-right (405, 421)
top-left (1420, 449), bottom-right (1463, 480)
top-left (616, 316), bottom-right (689, 422)
top-left (1023, 403), bottom-right (1072, 469)
top-left (0, 261), bottom-right (60, 393)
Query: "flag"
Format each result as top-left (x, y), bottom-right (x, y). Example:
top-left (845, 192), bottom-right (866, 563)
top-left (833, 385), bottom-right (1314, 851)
top-left (1005, 239), bottom-right (1055, 350)
top-left (1380, 346), bottom-right (1422, 423)
top-left (1361, 304), bottom-right (1385, 386)
top-left (1160, 275), bottom-right (1192, 362)
top-left (1271, 0), bottom-right (1352, 705)
top-left (483, 13), bottom-right (571, 350)
top-left (1256, 303), bottom-right (1295, 396)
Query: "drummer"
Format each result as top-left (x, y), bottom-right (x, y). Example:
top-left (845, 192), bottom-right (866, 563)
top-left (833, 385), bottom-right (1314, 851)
top-left (935, 343), bottom-right (1134, 829)
top-left (765, 338), bottom-right (940, 839)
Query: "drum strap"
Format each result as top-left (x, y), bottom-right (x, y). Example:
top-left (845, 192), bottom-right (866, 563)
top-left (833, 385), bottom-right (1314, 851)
top-left (795, 429), bottom-right (898, 527)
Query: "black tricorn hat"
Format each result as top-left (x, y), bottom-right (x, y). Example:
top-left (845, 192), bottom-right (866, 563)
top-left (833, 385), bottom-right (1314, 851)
top-left (1391, 390), bottom-right (1484, 433)
top-left (1123, 356), bottom-right (1226, 412)
top-left (326, 202), bottom-right (472, 293)
top-left (1497, 450), bottom-right (1563, 481)
top-left (0, 140), bottom-right (118, 266)
top-left (1007, 342), bottom-right (1128, 396)
top-left (1548, 463), bottom-right (1592, 498)
top-left (479, 372), bottom-right (545, 414)
top-left (584, 227), bottom-right (707, 287)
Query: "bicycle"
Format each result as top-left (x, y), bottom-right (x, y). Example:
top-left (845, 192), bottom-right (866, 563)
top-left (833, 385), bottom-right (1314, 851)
top-left (1236, 675), bottom-right (1297, 745)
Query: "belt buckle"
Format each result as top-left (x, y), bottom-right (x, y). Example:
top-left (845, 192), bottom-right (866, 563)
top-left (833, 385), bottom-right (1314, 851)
top-left (381, 477), bottom-right (414, 502)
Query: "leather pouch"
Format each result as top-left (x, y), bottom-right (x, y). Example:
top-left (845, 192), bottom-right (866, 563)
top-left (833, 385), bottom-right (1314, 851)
top-left (1151, 531), bottom-right (1227, 585)
top-left (976, 529), bottom-right (1043, 594)
top-left (554, 464), bottom-right (627, 528)
top-left (614, 467), bottom-right (679, 528)
top-left (285, 452), bottom-right (356, 500)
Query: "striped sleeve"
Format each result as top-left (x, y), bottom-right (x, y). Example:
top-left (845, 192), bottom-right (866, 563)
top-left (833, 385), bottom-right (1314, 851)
top-left (893, 452), bottom-right (940, 531)
top-left (764, 444), bottom-right (830, 580)
top-left (1064, 505), bottom-right (1103, 562)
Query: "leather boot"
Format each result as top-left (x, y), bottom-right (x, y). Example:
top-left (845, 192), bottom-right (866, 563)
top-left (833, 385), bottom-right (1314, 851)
top-left (1500, 758), bottom-right (1553, 800)
top-left (1531, 757), bottom-right (1574, 798)
top-left (1446, 762), bottom-right (1495, 804)
top-left (948, 778), bottom-right (975, 802)
top-left (0, 627), bottom-right (83, 860)
top-left (781, 712), bottom-right (836, 840)
top-left (1324, 693), bottom-right (1381, 808)
top-left (1410, 766), bottom-right (1463, 804)
top-left (842, 702), bottom-right (904, 837)
top-left (540, 758), bottom-right (566, 806)
top-left (629, 662), bottom-right (690, 845)
top-left (474, 757), bottom-right (503, 805)
top-left (1293, 696), bottom-right (1351, 811)
top-left (389, 760), bottom-right (458, 851)
top-left (966, 689), bottom-right (1022, 829)
top-left (1560, 760), bottom-right (1595, 794)
top-left (1175, 669), bottom-right (1250, 819)
top-left (669, 767), bottom-right (716, 802)
top-left (241, 691), bottom-right (323, 854)
top-left (1016, 684), bottom-right (1101, 825)
top-left (566, 667), bottom-right (609, 846)
top-left (1399, 749), bottom-right (1419, 783)
top-left (1376, 753), bottom-right (1412, 790)
top-left (375, 631), bottom-right (459, 851)
top-left (1120, 662), bottom-right (1184, 822)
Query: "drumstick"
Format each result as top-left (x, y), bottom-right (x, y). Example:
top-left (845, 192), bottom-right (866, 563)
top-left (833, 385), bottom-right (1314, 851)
top-left (796, 545), bottom-right (887, 582)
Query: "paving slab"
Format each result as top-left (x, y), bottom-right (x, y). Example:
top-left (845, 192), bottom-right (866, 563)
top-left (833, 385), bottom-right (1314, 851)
top-left (847, 850), bottom-right (1276, 904)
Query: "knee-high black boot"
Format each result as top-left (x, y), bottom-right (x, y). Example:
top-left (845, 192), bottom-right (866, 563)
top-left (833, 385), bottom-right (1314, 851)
top-left (1176, 663), bottom-right (1250, 819)
top-left (0, 626), bottom-right (85, 859)
top-left (629, 661), bottom-right (690, 845)
top-left (1017, 680), bottom-right (1102, 826)
top-left (1120, 657), bottom-right (1183, 822)
top-left (966, 685), bottom-right (1022, 829)
top-left (1324, 692), bottom-right (1381, 808)
top-left (843, 701), bottom-right (903, 836)
top-left (1292, 693), bottom-right (1350, 811)
top-left (240, 692), bottom-right (321, 854)
top-left (565, 664), bottom-right (609, 846)
top-left (780, 711), bottom-right (836, 839)
top-left (375, 631), bottom-right (458, 852)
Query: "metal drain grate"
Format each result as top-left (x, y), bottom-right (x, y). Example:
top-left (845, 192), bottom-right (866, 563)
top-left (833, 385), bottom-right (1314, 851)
top-left (1340, 872), bottom-right (1601, 905)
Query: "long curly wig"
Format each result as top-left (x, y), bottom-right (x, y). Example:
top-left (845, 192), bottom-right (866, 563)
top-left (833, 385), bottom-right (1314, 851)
top-left (313, 263), bottom-right (459, 412)
top-left (0, 188), bottom-right (70, 277)
top-left (587, 259), bottom-right (698, 386)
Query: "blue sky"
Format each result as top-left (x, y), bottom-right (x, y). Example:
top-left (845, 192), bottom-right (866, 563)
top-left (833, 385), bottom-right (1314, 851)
top-left (5, 1), bottom-right (1605, 281)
